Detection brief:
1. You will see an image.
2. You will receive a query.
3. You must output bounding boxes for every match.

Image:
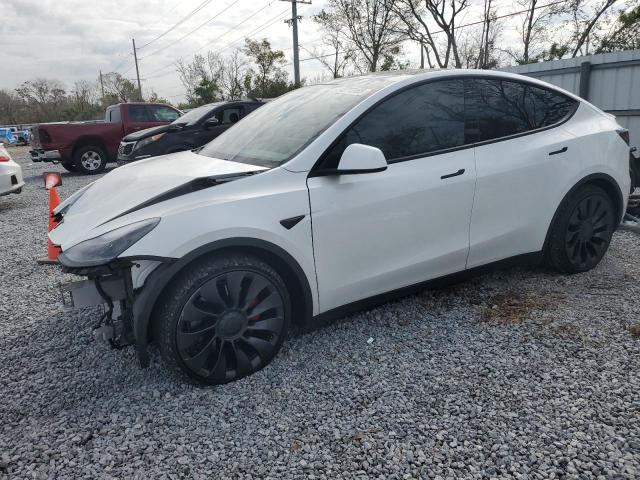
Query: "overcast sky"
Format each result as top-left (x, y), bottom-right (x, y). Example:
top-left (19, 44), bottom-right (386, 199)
top-left (0, 0), bottom-right (334, 102)
top-left (0, 0), bottom-right (629, 103)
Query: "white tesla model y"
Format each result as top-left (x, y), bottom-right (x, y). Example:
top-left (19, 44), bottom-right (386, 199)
top-left (50, 70), bottom-right (631, 384)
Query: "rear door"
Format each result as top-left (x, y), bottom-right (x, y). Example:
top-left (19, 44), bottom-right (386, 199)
top-left (465, 78), bottom-right (579, 267)
top-left (308, 79), bottom-right (477, 312)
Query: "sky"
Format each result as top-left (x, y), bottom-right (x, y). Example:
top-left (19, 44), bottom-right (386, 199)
top-left (0, 0), bottom-right (333, 103)
top-left (0, 0), bottom-right (630, 104)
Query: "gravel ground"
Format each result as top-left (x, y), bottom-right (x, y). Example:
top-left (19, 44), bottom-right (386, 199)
top-left (1, 145), bottom-right (639, 479)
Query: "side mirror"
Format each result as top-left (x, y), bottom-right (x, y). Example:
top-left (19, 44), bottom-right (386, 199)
top-left (336, 143), bottom-right (387, 174)
top-left (204, 117), bottom-right (219, 129)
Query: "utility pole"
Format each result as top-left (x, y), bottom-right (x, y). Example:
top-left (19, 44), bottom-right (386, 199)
top-left (132, 38), bottom-right (142, 101)
top-left (281, 0), bottom-right (311, 86)
top-left (99, 70), bottom-right (105, 104)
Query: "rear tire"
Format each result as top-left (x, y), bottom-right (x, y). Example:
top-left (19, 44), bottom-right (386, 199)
top-left (545, 185), bottom-right (615, 273)
top-left (73, 145), bottom-right (107, 174)
top-left (154, 253), bottom-right (291, 385)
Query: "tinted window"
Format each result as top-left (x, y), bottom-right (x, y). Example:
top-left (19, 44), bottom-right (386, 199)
top-left (199, 76), bottom-right (403, 167)
top-left (215, 107), bottom-right (242, 125)
top-left (465, 79), bottom-right (576, 143)
top-left (244, 103), bottom-right (262, 114)
top-left (322, 80), bottom-right (465, 168)
top-left (129, 105), bottom-right (150, 123)
top-left (148, 105), bottom-right (180, 122)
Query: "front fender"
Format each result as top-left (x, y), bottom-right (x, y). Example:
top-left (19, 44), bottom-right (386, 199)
top-left (131, 237), bottom-right (315, 368)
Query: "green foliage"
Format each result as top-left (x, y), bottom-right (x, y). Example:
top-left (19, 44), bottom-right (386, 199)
top-left (596, 5), bottom-right (640, 53)
top-left (193, 78), bottom-right (220, 105)
top-left (243, 38), bottom-right (297, 98)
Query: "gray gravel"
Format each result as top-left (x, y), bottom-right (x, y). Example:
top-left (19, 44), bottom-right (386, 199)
top-left (1, 145), bottom-right (639, 479)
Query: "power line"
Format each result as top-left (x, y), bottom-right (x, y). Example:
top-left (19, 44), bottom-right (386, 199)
top-left (141, 0), bottom-right (244, 60)
top-left (214, 8), bottom-right (290, 54)
top-left (138, 0), bottom-right (214, 49)
top-left (144, 2), bottom-right (283, 79)
top-left (194, 2), bottom-right (278, 54)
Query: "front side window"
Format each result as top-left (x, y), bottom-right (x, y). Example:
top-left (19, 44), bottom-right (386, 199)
top-left (148, 105), bottom-right (180, 122)
top-left (129, 105), bottom-right (150, 123)
top-left (199, 76), bottom-right (405, 167)
top-left (322, 80), bottom-right (465, 168)
top-left (465, 79), bottom-right (576, 143)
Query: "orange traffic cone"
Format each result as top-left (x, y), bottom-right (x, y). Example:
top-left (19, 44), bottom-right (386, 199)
top-left (37, 172), bottom-right (63, 265)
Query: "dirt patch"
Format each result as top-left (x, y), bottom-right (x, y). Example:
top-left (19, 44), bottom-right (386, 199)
top-left (481, 291), bottom-right (556, 324)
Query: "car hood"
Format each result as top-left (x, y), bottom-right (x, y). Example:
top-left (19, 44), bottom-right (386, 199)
top-left (50, 150), bottom-right (267, 249)
top-left (123, 124), bottom-right (171, 141)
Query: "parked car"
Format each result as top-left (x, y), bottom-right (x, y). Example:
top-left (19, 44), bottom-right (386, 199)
top-left (117, 100), bottom-right (264, 164)
top-left (0, 144), bottom-right (25, 197)
top-left (30, 103), bottom-right (181, 174)
top-left (50, 70), bottom-right (630, 385)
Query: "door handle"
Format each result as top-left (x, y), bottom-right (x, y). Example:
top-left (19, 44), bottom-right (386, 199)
top-left (549, 146), bottom-right (568, 156)
top-left (441, 168), bottom-right (465, 180)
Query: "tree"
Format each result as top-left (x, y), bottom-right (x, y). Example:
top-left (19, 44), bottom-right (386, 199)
top-left (101, 72), bottom-right (140, 103)
top-left (596, 4), bottom-right (640, 52)
top-left (393, 0), bottom-right (472, 69)
top-left (243, 38), bottom-right (295, 98)
top-left (510, 0), bottom-right (566, 64)
top-left (568, 0), bottom-right (619, 57)
top-left (325, 0), bottom-right (404, 72)
top-left (193, 78), bottom-right (220, 104)
top-left (313, 9), bottom-right (356, 78)
top-left (220, 49), bottom-right (248, 99)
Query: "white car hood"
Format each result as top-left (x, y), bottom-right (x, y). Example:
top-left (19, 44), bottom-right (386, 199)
top-left (50, 150), bottom-right (266, 248)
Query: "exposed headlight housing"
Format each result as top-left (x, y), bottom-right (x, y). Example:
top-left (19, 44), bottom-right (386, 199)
top-left (60, 218), bottom-right (160, 267)
top-left (134, 133), bottom-right (165, 151)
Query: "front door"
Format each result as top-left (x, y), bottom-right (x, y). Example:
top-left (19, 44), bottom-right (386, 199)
top-left (307, 79), bottom-right (477, 312)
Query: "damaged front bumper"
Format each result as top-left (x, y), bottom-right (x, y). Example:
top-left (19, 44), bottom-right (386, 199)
top-left (60, 263), bottom-right (136, 350)
top-left (58, 258), bottom-right (172, 366)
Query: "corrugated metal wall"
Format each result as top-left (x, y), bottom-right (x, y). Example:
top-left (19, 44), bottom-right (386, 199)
top-left (501, 49), bottom-right (640, 148)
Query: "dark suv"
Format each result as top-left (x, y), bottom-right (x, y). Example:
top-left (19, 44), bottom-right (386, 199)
top-left (117, 100), bottom-right (264, 164)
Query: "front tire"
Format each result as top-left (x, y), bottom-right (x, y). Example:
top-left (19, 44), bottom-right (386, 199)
top-left (155, 253), bottom-right (291, 385)
top-left (73, 145), bottom-right (107, 174)
top-left (546, 185), bottom-right (615, 273)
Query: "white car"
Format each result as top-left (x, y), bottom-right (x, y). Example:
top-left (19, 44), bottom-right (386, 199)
top-left (50, 70), bottom-right (631, 384)
top-left (0, 144), bottom-right (25, 197)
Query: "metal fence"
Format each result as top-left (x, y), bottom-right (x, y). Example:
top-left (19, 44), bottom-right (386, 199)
top-left (501, 49), bottom-right (640, 148)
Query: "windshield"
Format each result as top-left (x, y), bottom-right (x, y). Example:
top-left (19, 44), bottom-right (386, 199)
top-left (198, 77), bottom-right (403, 167)
top-left (173, 103), bottom-right (222, 126)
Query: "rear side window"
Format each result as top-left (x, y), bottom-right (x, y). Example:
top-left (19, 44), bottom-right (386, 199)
top-left (465, 79), bottom-right (576, 143)
top-left (215, 107), bottom-right (242, 125)
top-left (322, 79), bottom-right (465, 167)
top-left (107, 107), bottom-right (121, 123)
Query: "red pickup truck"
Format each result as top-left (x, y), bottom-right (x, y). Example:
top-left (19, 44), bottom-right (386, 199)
top-left (30, 102), bottom-right (181, 174)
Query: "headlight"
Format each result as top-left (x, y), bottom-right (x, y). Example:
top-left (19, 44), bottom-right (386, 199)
top-left (134, 133), bottom-right (165, 151)
top-left (61, 218), bottom-right (160, 267)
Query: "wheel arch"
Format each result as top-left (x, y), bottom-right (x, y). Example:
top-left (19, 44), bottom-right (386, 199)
top-left (132, 237), bottom-right (314, 367)
top-left (72, 136), bottom-right (109, 159)
top-left (543, 172), bottom-right (624, 254)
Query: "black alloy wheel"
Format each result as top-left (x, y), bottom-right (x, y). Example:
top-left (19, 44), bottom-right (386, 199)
top-left (156, 254), bottom-right (290, 385)
top-left (546, 185), bottom-right (615, 273)
top-left (564, 194), bottom-right (614, 270)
